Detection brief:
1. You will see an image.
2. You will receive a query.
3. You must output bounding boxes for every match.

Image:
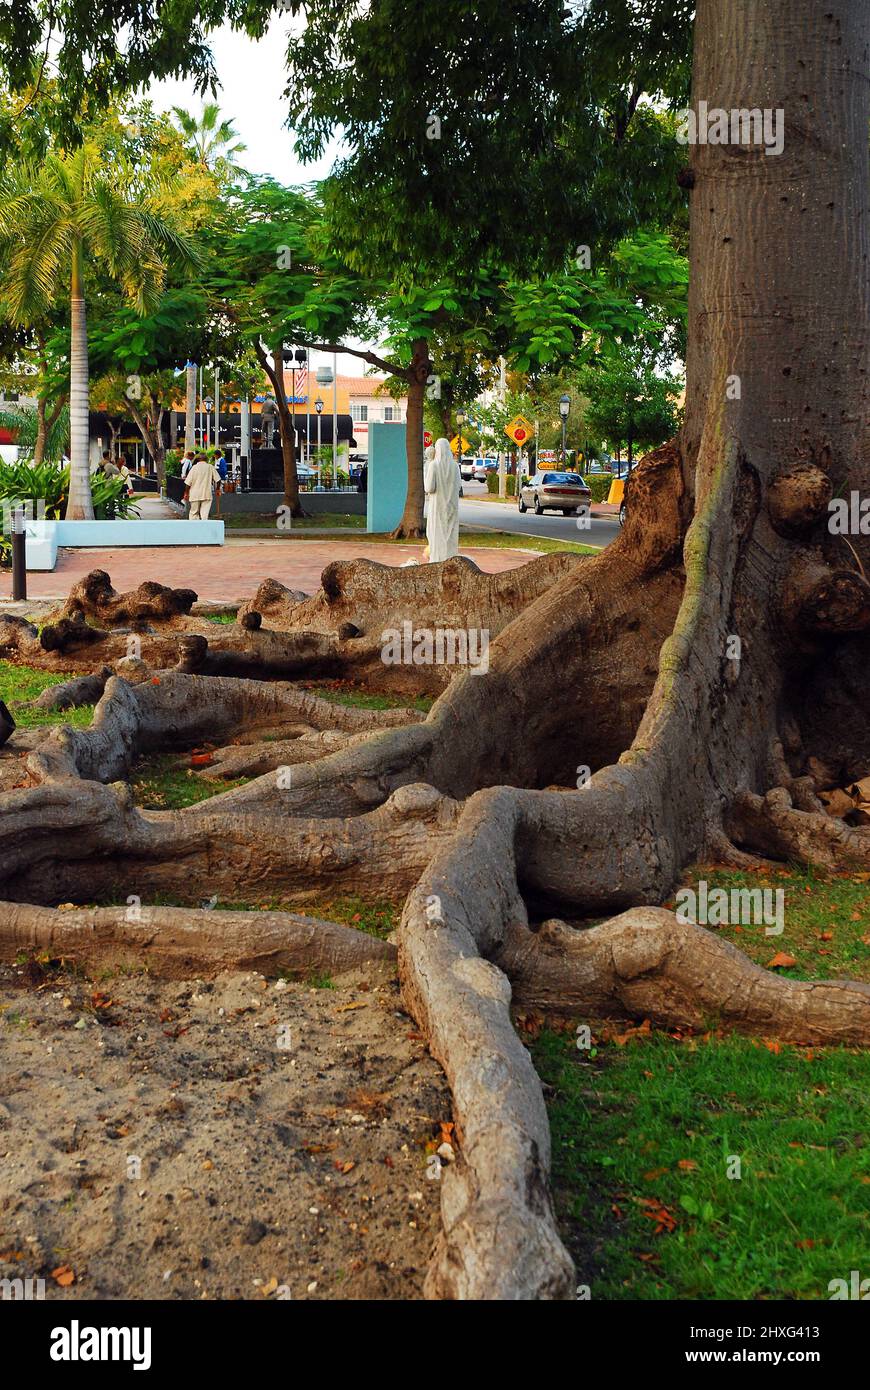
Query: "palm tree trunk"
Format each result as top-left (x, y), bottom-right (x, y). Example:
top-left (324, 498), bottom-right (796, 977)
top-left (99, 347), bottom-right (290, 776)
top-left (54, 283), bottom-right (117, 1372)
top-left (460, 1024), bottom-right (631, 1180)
top-left (33, 397), bottom-right (47, 467)
top-left (185, 363), bottom-right (197, 451)
top-left (65, 239), bottom-right (94, 520)
top-left (33, 332), bottom-right (49, 466)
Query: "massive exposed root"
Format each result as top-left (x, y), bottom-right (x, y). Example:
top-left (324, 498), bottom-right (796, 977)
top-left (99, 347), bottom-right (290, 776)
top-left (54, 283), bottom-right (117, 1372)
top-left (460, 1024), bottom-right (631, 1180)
top-left (49, 570), bottom-right (199, 627)
top-left (3, 430), bottom-right (870, 1301)
top-left (2, 552), bottom-right (586, 692)
top-left (498, 909), bottom-right (870, 1045)
top-left (0, 901), bottom-right (396, 979)
top-left (0, 780), bottom-right (463, 906)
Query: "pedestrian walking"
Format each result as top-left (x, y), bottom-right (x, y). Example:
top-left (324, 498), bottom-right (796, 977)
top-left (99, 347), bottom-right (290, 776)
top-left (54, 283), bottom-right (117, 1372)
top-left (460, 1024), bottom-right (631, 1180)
top-left (183, 453), bottom-right (221, 520)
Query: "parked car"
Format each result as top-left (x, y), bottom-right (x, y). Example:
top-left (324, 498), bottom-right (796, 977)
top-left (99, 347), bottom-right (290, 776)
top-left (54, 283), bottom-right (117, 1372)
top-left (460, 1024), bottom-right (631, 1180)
top-left (472, 455), bottom-right (498, 481)
top-left (517, 470), bottom-right (592, 516)
top-left (459, 455), bottom-right (476, 481)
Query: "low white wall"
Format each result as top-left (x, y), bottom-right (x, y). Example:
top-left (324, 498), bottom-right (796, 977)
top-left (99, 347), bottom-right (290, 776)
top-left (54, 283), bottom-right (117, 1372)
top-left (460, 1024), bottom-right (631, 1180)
top-left (24, 519), bottom-right (224, 571)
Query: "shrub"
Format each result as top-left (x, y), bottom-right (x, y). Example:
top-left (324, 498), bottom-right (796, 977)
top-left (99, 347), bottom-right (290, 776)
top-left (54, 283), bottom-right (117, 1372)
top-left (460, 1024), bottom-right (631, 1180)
top-left (0, 459), bottom-right (138, 534)
top-left (485, 472), bottom-right (518, 496)
top-left (164, 449), bottom-right (182, 477)
top-left (582, 475), bottom-right (614, 504)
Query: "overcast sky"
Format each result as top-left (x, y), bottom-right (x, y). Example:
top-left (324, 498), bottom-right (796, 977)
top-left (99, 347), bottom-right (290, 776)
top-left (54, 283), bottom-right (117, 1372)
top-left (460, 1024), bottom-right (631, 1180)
top-left (148, 18), bottom-right (371, 379)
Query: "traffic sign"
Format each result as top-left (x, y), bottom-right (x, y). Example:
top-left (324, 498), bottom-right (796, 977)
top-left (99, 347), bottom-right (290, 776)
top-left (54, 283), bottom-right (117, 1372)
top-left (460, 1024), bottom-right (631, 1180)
top-left (423, 430), bottom-right (433, 447)
top-left (450, 435), bottom-right (471, 454)
top-left (505, 414), bottom-right (533, 447)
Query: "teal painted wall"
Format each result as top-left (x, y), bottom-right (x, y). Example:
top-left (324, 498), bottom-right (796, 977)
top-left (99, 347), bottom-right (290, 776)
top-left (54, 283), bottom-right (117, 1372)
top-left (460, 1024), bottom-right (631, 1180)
top-left (367, 422), bottom-right (407, 532)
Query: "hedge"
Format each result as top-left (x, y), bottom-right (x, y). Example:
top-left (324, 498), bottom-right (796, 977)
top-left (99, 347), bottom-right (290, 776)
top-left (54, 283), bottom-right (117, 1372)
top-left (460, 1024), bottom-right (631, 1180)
top-left (486, 471), bottom-right (613, 504)
top-left (485, 473), bottom-right (517, 496)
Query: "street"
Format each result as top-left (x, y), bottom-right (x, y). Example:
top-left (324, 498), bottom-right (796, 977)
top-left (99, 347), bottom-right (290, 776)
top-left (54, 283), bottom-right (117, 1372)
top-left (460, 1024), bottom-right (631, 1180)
top-left (458, 482), bottom-right (621, 549)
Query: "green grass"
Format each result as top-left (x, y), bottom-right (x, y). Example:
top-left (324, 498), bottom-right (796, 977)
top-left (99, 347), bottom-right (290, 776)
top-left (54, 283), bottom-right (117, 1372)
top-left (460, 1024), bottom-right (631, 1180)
top-left (667, 864), bottom-right (870, 981)
top-left (456, 530), bottom-right (599, 554)
top-left (303, 895), bottom-right (399, 940)
top-left (175, 893), bottom-right (400, 940)
top-left (223, 519), bottom-right (598, 554)
top-left (0, 660), bottom-right (95, 729)
top-left (224, 512), bottom-right (365, 530)
top-left (201, 611), bottom-right (238, 624)
top-left (532, 863), bottom-right (870, 1299)
top-left (533, 1027), bottom-right (870, 1300)
top-left (299, 680), bottom-right (433, 713)
top-left (130, 751), bottom-right (251, 810)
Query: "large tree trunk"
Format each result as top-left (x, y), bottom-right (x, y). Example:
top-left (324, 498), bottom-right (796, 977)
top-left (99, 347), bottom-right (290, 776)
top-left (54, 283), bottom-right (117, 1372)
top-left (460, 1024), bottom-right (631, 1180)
top-left (64, 240), bottom-right (94, 520)
top-left (256, 343), bottom-right (306, 518)
top-left (666, 0), bottom-right (870, 828)
top-left (128, 399), bottom-right (166, 487)
top-left (391, 336), bottom-right (429, 538)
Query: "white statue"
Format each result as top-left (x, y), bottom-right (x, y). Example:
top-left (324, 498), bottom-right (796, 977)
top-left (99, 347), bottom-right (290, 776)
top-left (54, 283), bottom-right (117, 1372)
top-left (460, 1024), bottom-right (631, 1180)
top-left (424, 437), bottom-right (460, 562)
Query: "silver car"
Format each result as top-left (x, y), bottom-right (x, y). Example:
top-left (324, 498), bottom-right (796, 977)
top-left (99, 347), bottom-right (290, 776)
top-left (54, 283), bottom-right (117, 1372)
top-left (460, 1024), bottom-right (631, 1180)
top-left (518, 470), bottom-right (592, 516)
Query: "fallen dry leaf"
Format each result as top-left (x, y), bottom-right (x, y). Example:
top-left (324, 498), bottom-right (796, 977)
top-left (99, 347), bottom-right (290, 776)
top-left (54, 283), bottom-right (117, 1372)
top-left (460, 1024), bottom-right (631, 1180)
top-left (766, 951), bottom-right (797, 969)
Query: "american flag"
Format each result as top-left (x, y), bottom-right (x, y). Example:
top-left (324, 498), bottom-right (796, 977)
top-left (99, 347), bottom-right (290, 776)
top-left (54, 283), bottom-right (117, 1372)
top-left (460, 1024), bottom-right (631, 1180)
top-left (290, 355), bottom-right (308, 404)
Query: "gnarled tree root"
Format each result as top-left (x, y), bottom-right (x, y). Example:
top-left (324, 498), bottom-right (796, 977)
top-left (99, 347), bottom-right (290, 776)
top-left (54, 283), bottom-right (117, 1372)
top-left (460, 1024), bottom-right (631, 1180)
top-left (0, 901), bottom-right (396, 980)
top-left (0, 781), bottom-right (463, 906)
top-left (24, 671), bottom-right (424, 789)
top-left (399, 787), bottom-right (575, 1301)
top-left (49, 570), bottom-right (199, 627)
top-left (728, 787), bottom-right (870, 869)
top-left (497, 908), bottom-right (870, 1044)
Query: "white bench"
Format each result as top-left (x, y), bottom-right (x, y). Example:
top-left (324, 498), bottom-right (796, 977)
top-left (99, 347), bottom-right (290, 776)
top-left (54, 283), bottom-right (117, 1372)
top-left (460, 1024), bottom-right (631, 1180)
top-left (24, 520), bottom-right (224, 571)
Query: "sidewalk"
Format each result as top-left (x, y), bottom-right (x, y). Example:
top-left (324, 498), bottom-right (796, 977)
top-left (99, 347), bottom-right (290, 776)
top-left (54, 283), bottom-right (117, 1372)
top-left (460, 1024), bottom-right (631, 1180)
top-left (132, 494), bottom-right (182, 520)
top-left (0, 539), bottom-right (536, 603)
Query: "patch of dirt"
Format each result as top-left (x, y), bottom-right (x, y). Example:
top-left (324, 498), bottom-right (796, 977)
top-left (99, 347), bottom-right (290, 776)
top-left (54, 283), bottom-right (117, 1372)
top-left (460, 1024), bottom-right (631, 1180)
top-left (0, 733), bottom-right (41, 792)
top-left (0, 962), bottom-right (449, 1300)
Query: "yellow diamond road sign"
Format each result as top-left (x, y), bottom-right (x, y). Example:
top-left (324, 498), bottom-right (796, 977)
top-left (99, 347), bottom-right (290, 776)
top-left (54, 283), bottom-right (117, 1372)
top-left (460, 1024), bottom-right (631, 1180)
top-left (505, 414), bottom-right (533, 446)
top-left (450, 435), bottom-right (471, 455)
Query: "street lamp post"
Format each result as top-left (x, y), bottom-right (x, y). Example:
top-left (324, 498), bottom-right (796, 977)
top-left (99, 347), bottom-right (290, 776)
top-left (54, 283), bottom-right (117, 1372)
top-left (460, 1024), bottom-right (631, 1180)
top-left (455, 407), bottom-right (466, 461)
top-left (559, 393), bottom-right (570, 466)
top-left (315, 397), bottom-right (324, 489)
top-left (315, 363), bottom-right (336, 487)
top-left (203, 396), bottom-right (214, 449)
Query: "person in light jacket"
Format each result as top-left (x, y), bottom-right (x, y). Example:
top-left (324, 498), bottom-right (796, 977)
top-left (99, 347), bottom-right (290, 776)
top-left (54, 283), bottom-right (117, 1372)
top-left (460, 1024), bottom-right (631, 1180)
top-left (185, 454), bottom-right (221, 519)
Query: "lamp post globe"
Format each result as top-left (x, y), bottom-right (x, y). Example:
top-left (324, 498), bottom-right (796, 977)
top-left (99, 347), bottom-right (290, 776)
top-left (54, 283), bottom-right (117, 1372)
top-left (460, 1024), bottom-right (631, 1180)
top-left (559, 393), bottom-right (570, 464)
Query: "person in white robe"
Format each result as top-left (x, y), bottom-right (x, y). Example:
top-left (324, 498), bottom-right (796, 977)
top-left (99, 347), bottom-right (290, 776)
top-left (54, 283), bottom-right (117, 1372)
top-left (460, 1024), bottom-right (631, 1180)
top-left (424, 437), bottom-right (460, 562)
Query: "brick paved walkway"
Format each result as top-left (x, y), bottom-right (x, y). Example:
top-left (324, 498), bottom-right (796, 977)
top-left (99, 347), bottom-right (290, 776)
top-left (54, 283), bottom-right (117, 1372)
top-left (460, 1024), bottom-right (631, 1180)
top-left (1, 539), bottom-right (535, 603)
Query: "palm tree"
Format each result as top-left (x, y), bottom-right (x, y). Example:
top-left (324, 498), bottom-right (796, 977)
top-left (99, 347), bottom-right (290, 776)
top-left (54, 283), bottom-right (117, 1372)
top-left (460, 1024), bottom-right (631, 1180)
top-left (172, 103), bottom-right (248, 171)
top-left (0, 145), bottom-right (198, 518)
